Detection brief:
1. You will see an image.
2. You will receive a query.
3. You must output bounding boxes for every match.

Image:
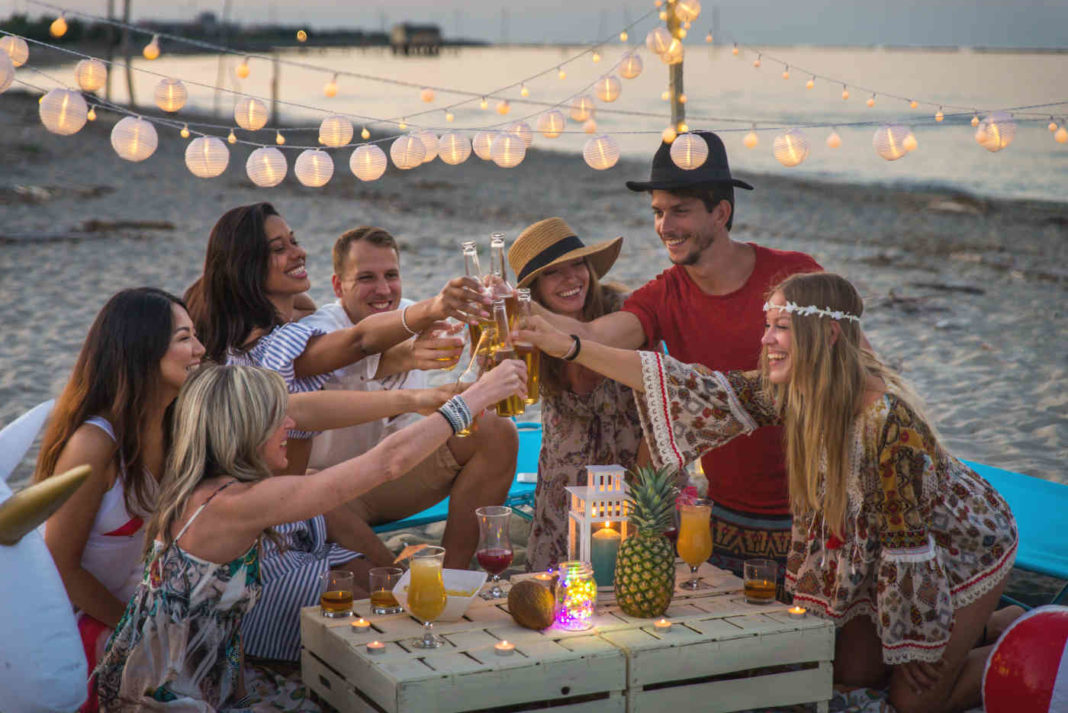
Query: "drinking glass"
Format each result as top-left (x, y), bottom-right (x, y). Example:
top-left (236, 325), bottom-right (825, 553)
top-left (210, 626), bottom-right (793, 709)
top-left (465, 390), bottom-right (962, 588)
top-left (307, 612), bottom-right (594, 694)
top-left (744, 559), bottom-right (778, 605)
top-left (430, 319), bottom-right (466, 371)
top-left (677, 498), bottom-right (713, 590)
top-left (320, 569), bottom-right (354, 617)
top-left (369, 567), bottom-right (404, 615)
top-left (476, 506), bottom-right (513, 599)
top-left (407, 546), bottom-right (447, 649)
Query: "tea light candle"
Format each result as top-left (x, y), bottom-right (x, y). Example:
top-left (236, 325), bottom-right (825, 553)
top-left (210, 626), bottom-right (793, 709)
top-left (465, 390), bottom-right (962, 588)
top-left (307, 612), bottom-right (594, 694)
top-left (654, 617), bottom-right (672, 631)
top-left (788, 605), bottom-right (807, 619)
top-left (494, 640), bottom-right (516, 656)
top-left (366, 640), bottom-right (386, 654)
top-left (532, 572), bottom-right (554, 585)
top-left (351, 618), bottom-right (371, 632)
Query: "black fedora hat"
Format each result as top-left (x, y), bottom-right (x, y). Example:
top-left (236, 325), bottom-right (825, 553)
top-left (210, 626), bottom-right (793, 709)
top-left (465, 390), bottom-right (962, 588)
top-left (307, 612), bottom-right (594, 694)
top-left (625, 130), bottom-right (754, 192)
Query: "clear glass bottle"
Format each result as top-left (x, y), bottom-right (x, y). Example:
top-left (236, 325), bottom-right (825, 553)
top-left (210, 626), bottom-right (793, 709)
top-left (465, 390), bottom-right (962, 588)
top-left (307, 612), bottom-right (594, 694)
top-left (514, 288), bottom-right (540, 405)
top-left (488, 233), bottom-right (516, 323)
top-left (462, 240), bottom-right (494, 354)
top-left (554, 561), bottom-right (596, 631)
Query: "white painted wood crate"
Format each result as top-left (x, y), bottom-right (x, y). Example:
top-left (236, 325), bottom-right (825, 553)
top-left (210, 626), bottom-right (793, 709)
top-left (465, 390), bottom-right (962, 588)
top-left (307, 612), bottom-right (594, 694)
top-left (301, 562), bottom-right (832, 713)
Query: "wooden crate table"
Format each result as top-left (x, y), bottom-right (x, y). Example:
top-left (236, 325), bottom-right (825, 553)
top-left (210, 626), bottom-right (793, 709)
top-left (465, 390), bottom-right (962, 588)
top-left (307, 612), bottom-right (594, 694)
top-left (301, 562), bottom-right (833, 713)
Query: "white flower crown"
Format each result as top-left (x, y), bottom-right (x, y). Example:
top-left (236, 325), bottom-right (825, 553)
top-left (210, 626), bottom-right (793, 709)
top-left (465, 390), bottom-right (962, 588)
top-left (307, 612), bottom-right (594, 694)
top-left (763, 300), bottom-right (861, 323)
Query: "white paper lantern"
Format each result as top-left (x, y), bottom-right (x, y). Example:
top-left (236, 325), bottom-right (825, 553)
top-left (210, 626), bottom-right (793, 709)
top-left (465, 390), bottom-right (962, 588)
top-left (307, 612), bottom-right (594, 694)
top-left (350, 144), bottom-right (388, 180)
top-left (318, 115), bottom-right (353, 148)
top-left (674, 0), bottom-right (702, 23)
top-left (39, 89), bottom-right (88, 136)
top-left (670, 132), bottom-right (708, 170)
top-left (826, 130), bottom-right (842, 149)
top-left (234, 97), bottom-right (269, 131)
top-left (570, 95), bottom-right (595, 122)
top-left (0, 51), bottom-right (14, 95)
top-left (1, 36), bottom-right (29, 67)
top-left (645, 27), bottom-right (672, 55)
top-left (660, 39), bottom-right (684, 65)
top-left (537, 110), bottom-right (565, 139)
top-left (872, 124), bottom-right (910, 161)
top-left (773, 129), bottom-right (810, 167)
top-left (490, 133), bottom-right (526, 168)
top-left (438, 132), bottom-right (471, 165)
top-left (583, 135), bottom-right (620, 170)
top-left (154, 78), bottom-right (187, 113)
top-left (473, 131), bottom-right (497, 161)
top-left (390, 134), bottom-right (425, 169)
top-left (975, 112), bottom-right (1016, 152)
top-left (111, 117), bottom-right (158, 162)
top-left (246, 147), bottom-right (287, 187)
top-left (619, 53), bottom-right (643, 80)
top-left (73, 58), bottom-right (106, 92)
top-left (294, 149), bottom-right (334, 187)
top-left (184, 136), bottom-right (229, 178)
top-left (508, 121), bottom-right (533, 148)
top-left (595, 75), bottom-right (622, 103)
top-left (415, 130), bottom-right (439, 163)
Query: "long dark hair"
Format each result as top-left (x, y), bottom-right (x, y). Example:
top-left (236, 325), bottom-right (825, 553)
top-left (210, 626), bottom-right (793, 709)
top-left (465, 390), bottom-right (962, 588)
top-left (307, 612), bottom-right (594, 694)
top-left (185, 202), bottom-right (283, 363)
top-left (35, 287), bottom-right (185, 515)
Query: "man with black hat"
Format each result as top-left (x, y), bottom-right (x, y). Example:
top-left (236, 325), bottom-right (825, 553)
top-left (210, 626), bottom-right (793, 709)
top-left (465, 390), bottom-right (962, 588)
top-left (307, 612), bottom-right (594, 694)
top-left (539, 130), bottom-right (821, 581)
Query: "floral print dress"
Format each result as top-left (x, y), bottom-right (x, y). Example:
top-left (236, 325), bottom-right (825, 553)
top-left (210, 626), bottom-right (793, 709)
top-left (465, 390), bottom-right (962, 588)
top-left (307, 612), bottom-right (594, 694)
top-left (634, 352), bottom-right (1018, 665)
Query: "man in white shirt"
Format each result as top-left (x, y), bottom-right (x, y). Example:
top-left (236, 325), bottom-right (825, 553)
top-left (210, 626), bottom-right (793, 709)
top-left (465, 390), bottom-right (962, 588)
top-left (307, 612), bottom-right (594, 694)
top-left (302, 226), bottom-right (519, 570)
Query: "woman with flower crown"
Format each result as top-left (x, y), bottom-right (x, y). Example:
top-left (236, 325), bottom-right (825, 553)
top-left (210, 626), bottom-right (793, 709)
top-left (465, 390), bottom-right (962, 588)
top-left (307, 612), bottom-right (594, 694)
top-left (517, 271), bottom-right (1018, 713)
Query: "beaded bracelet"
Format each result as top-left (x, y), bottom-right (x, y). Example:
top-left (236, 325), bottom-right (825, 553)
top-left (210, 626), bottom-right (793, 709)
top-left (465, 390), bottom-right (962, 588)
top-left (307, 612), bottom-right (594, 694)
top-left (437, 395), bottom-right (473, 435)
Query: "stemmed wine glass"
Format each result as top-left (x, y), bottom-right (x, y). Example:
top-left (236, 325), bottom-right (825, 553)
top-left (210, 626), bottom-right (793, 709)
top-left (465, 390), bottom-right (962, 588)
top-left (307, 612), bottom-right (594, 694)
top-left (677, 498), bottom-right (713, 590)
top-left (407, 546), bottom-right (447, 649)
top-left (475, 505), bottom-right (513, 599)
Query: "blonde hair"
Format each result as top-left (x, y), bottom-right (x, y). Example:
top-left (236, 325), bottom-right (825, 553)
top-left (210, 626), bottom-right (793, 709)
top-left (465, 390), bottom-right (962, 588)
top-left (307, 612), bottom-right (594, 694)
top-left (146, 365), bottom-right (288, 556)
top-left (763, 272), bottom-right (932, 535)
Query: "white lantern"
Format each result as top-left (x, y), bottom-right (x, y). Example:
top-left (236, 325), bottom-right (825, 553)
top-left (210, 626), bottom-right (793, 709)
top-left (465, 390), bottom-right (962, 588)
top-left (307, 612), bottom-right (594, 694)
top-left (826, 130), bottom-right (842, 149)
top-left (294, 149), bottom-right (334, 187)
top-left (246, 147), bottom-right (287, 187)
top-left (619, 53), bottom-right (643, 80)
top-left (184, 136), bottom-right (229, 178)
top-left (660, 39), bottom-right (684, 65)
top-left (38, 89), bottom-right (88, 136)
top-left (350, 144), bottom-right (388, 180)
top-left (508, 121), bottom-right (533, 148)
top-left (674, 0), bottom-right (702, 23)
top-left (570, 95), bottom-right (595, 122)
top-left (645, 27), bottom-right (672, 55)
top-left (773, 129), bottom-right (810, 167)
top-left (111, 117), bottom-right (158, 162)
top-left (420, 87), bottom-right (435, 102)
top-left (0, 51), bottom-right (16, 95)
top-left (318, 115), bottom-right (353, 148)
top-left (537, 111), bottom-right (565, 139)
top-left (670, 132), bottom-right (708, 170)
top-left (975, 112), bottom-right (1016, 152)
top-left (872, 124), bottom-right (910, 161)
top-left (438, 132), bottom-right (471, 165)
top-left (415, 130), bottom-right (439, 163)
top-left (583, 135), bottom-right (620, 170)
top-left (567, 466), bottom-right (630, 564)
top-left (390, 134), bottom-right (425, 169)
top-left (472, 131), bottom-right (497, 160)
top-left (0, 36), bottom-right (28, 67)
top-left (74, 58), bottom-right (107, 92)
top-left (234, 97), bottom-right (269, 131)
top-left (154, 78), bottom-right (187, 113)
top-left (490, 133), bottom-right (526, 168)
top-left (594, 75), bottom-right (622, 103)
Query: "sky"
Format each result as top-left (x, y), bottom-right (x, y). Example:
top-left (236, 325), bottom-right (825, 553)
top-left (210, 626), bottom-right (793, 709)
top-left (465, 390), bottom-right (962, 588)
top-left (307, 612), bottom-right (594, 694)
top-left (7, 0), bottom-right (1068, 48)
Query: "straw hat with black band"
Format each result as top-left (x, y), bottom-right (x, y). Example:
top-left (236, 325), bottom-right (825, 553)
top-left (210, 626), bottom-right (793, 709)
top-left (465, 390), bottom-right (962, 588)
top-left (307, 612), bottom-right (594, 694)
top-left (508, 218), bottom-right (623, 290)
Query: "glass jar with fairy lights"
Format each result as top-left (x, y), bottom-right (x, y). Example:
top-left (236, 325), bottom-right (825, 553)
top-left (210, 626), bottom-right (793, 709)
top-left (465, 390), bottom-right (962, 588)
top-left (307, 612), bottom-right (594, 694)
top-left (554, 561), bottom-right (596, 631)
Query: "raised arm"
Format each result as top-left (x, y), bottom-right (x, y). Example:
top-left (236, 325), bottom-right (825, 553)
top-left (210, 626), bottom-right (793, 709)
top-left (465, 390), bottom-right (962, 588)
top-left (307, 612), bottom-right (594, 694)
top-left (286, 385), bottom-right (454, 431)
top-left (517, 315), bottom-right (646, 392)
top-left (531, 303), bottom-right (646, 350)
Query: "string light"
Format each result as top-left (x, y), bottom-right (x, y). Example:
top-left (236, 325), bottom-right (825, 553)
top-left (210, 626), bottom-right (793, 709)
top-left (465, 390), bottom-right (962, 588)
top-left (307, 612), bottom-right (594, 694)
top-left (496, 99), bottom-right (511, 115)
top-left (866, 93), bottom-right (876, 108)
top-left (935, 107), bottom-right (944, 122)
top-left (731, 43), bottom-right (739, 56)
top-left (873, 124), bottom-right (909, 161)
top-left (520, 83), bottom-right (529, 97)
top-left (677, 121), bottom-right (689, 132)
top-left (743, 126), bottom-right (759, 149)
top-left (662, 126), bottom-right (677, 143)
top-left (444, 110), bottom-right (454, 122)
top-left (86, 105), bottom-right (96, 121)
top-left (620, 30), bottom-right (628, 42)
top-left (479, 96), bottom-right (488, 110)
top-left (1055, 126), bottom-right (1068, 144)
top-left (234, 97), bottom-right (269, 131)
top-left (472, 131), bottom-right (496, 160)
top-left (909, 100), bottom-right (918, 109)
top-left (782, 66), bottom-right (790, 80)
top-left (415, 129), bottom-right (439, 163)
top-left (50, 15), bottom-right (68, 38)
top-left (773, 129), bottom-right (809, 167)
top-left (438, 132), bottom-right (472, 165)
top-left (350, 144), bottom-right (387, 180)
top-left (841, 85), bottom-right (850, 101)
top-left (557, 67), bottom-right (566, 80)
top-left (296, 30), bottom-right (308, 42)
top-left (826, 129), bottom-right (841, 149)
top-left (361, 126), bottom-right (371, 140)
top-left (583, 117), bottom-right (598, 134)
top-left (537, 110), bottom-right (565, 139)
top-left (236, 57), bottom-right (250, 79)
top-left (1048, 118), bottom-right (1058, 132)
top-left (142, 35), bottom-right (161, 61)
top-left (180, 124), bottom-right (190, 138)
top-left (595, 75), bottom-right (622, 102)
top-left (420, 87), bottom-right (435, 102)
top-left (0, 36), bottom-right (29, 67)
top-left (184, 136), bottom-right (229, 178)
top-left (705, 31), bottom-right (713, 43)
top-left (39, 89), bottom-right (87, 135)
top-left (678, 93), bottom-right (687, 103)
top-left (275, 130), bottom-right (285, 145)
top-left (670, 132), bottom-right (709, 169)
top-left (295, 149), bottom-right (334, 186)
top-left (661, 90), bottom-right (670, 101)
top-left (490, 133), bottom-right (526, 167)
top-left (753, 54), bottom-right (761, 68)
top-left (903, 130), bottom-right (918, 153)
top-left (154, 78), bottom-right (187, 113)
top-left (390, 134), bottom-right (425, 169)
top-left (74, 58), bottom-right (107, 92)
top-left (247, 146), bottom-right (287, 187)
top-left (805, 76), bottom-right (814, 90)
top-left (324, 74), bottom-right (339, 98)
top-left (398, 118), bottom-right (408, 130)
top-left (677, 29), bottom-right (687, 39)
top-left (592, 50), bottom-right (601, 63)
top-left (319, 115), bottom-right (354, 148)
top-left (111, 116), bottom-right (158, 162)
top-left (227, 129), bottom-right (237, 144)
top-left (971, 112), bottom-right (980, 127)
top-left (584, 135), bottom-right (620, 170)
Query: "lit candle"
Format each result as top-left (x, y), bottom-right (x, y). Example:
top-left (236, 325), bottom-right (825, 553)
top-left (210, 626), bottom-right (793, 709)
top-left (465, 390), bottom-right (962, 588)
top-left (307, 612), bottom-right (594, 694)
top-left (654, 617), bottom-right (672, 631)
top-left (788, 606), bottom-right (807, 619)
top-left (351, 618), bottom-right (371, 632)
top-left (494, 640), bottom-right (516, 656)
top-left (590, 524), bottom-right (621, 587)
top-left (366, 640), bottom-right (386, 654)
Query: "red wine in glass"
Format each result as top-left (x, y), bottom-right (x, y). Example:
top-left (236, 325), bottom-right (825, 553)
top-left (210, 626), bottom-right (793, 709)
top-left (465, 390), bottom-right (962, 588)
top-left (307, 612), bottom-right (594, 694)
top-left (476, 547), bottom-right (513, 575)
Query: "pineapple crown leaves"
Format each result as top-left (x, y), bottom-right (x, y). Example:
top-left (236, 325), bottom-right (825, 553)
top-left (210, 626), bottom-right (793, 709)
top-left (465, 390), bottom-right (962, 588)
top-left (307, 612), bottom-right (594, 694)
top-left (624, 465), bottom-right (679, 534)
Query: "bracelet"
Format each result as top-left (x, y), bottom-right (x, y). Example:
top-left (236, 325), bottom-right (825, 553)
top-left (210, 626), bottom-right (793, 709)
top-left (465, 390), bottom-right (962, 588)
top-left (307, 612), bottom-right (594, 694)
top-left (437, 395), bottom-right (473, 435)
top-left (437, 406), bottom-right (462, 434)
top-left (562, 334), bottom-right (581, 361)
top-left (400, 305), bottom-right (418, 337)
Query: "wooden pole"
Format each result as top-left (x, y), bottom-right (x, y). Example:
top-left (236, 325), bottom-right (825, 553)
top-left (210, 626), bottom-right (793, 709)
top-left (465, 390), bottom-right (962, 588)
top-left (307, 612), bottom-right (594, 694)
top-left (121, 0), bottom-right (134, 107)
top-left (666, 3), bottom-right (685, 131)
top-left (270, 50), bottom-right (280, 126)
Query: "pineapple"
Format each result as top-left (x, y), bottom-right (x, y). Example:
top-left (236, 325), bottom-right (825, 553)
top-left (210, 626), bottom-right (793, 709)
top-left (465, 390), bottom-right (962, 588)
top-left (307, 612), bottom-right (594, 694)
top-left (614, 466), bottom-right (679, 618)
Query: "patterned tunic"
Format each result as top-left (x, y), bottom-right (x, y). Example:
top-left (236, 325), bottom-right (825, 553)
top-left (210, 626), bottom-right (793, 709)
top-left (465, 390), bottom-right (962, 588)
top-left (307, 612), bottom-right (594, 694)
top-left (634, 352), bottom-right (1018, 665)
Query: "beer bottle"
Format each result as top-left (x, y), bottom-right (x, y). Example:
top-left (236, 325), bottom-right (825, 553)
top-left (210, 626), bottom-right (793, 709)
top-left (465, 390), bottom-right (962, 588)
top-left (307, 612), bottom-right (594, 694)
top-left (514, 288), bottom-right (540, 405)
top-left (488, 233), bottom-right (516, 324)
top-left (490, 298), bottom-right (525, 417)
top-left (462, 241), bottom-right (494, 350)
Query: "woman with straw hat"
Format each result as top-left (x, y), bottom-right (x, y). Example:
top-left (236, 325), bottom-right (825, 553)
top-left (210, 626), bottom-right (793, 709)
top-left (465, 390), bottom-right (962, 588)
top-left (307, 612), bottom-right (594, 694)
top-left (508, 218), bottom-right (645, 572)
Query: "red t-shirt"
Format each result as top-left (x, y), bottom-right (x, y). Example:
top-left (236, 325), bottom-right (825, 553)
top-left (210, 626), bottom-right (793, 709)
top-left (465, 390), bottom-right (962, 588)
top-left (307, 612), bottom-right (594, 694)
top-left (622, 244), bottom-right (822, 515)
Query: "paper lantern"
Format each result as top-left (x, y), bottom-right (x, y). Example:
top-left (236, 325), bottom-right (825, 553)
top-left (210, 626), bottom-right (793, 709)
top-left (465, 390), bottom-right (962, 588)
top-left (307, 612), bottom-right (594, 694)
top-left (583, 135), bottom-right (620, 170)
top-left (154, 78), bottom-right (187, 113)
top-left (773, 129), bottom-right (810, 167)
top-left (903, 131), bottom-right (918, 152)
top-left (247, 147), bottom-right (287, 187)
top-left (184, 136), bottom-right (229, 178)
top-left (826, 130), bottom-right (841, 149)
top-left (438, 132), bottom-right (471, 165)
top-left (570, 95), bottom-right (595, 122)
top-left (38, 89), bottom-right (88, 135)
top-left (873, 124), bottom-right (910, 161)
top-left (1056, 127), bottom-right (1068, 144)
top-left (595, 75), bottom-right (622, 103)
top-left (645, 27), bottom-right (672, 55)
top-left (496, 99), bottom-right (511, 115)
top-left (420, 87), bottom-right (435, 102)
top-left (743, 130), bottom-right (759, 149)
top-left (324, 75), bottom-right (339, 98)
top-left (660, 39), bottom-right (684, 65)
top-left (294, 149), bottom-right (333, 187)
top-left (111, 117), bottom-right (158, 162)
top-left (0, 36), bottom-right (29, 67)
top-left (983, 606), bottom-right (1068, 713)
top-left (0, 51), bottom-right (13, 95)
top-left (319, 115), bottom-right (353, 148)
top-left (415, 130), bottom-right (439, 163)
top-left (583, 118), bottom-right (598, 134)
top-left (74, 58), bottom-right (106, 92)
top-left (472, 131), bottom-right (497, 160)
top-left (508, 121), bottom-right (533, 148)
top-left (619, 53), bottom-right (643, 79)
top-left (975, 112), bottom-right (1016, 152)
top-left (350, 144), bottom-right (388, 180)
top-left (537, 111), bottom-right (565, 139)
top-left (670, 132), bottom-right (709, 170)
top-left (661, 126), bottom-right (677, 143)
top-left (490, 133), bottom-right (526, 168)
top-left (234, 97), bottom-right (268, 131)
top-left (674, 0), bottom-right (702, 22)
top-left (390, 134), bottom-right (425, 169)
top-left (50, 16), bottom-right (67, 38)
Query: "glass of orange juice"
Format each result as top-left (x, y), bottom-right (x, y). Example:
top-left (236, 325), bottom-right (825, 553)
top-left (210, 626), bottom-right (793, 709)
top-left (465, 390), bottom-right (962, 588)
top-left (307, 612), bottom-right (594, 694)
top-left (677, 498), bottom-right (713, 590)
top-left (407, 546), bottom-right (447, 649)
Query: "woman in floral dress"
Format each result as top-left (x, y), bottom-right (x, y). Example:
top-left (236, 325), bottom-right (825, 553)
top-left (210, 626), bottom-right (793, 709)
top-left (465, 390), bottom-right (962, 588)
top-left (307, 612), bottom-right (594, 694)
top-left (517, 272), bottom-right (1017, 713)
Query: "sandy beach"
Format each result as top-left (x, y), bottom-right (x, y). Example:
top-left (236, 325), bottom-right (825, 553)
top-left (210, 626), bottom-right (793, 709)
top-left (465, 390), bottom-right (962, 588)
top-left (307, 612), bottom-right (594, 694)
top-left (2, 89), bottom-right (1066, 600)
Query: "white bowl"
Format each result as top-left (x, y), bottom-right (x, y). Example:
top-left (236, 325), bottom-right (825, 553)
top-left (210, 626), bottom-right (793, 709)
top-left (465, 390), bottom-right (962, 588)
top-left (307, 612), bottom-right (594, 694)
top-left (392, 568), bottom-right (487, 621)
